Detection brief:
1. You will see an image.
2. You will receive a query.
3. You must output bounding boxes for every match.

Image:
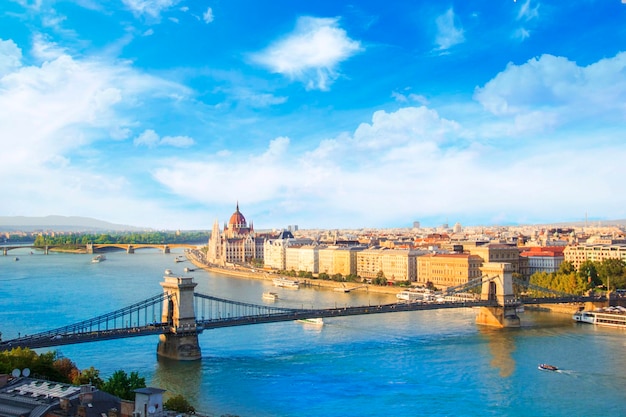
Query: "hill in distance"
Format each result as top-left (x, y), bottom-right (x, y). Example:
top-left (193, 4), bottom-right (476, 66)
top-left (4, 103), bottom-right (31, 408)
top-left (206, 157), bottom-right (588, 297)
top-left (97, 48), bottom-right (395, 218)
top-left (0, 215), bottom-right (150, 232)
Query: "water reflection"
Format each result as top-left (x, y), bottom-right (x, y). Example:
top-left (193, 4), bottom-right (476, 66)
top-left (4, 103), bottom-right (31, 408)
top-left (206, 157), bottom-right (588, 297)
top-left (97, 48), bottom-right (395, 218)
top-left (480, 327), bottom-right (517, 378)
top-left (152, 357), bottom-right (203, 405)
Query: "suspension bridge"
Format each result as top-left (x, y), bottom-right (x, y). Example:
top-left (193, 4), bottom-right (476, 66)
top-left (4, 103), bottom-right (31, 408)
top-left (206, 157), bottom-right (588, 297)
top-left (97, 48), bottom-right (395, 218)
top-left (0, 262), bottom-right (606, 360)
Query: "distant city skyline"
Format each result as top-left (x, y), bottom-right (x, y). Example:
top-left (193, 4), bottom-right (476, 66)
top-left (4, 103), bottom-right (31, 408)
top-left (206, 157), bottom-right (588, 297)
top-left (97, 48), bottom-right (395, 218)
top-left (1, 1), bottom-right (625, 230)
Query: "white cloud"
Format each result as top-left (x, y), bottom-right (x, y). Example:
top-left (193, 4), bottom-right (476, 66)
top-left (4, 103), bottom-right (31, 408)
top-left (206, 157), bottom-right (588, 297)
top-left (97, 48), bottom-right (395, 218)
top-left (31, 33), bottom-right (67, 61)
top-left (391, 90), bottom-right (428, 105)
top-left (134, 129), bottom-right (195, 148)
top-left (474, 52), bottom-right (626, 124)
top-left (122, 0), bottom-right (180, 19)
top-left (517, 0), bottom-right (539, 21)
top-left (434, 8), bottom-right (464, 51)
top-left (513, 27), bottom-right (530, 41)
top-left (251, 16), bottom-right (362, 91)
top-left (0, 37), bottom-right (196, 228)
top-left (0, 39), bottom-right (22, 76)
top-left (203, 7), bottom-right (214, 23)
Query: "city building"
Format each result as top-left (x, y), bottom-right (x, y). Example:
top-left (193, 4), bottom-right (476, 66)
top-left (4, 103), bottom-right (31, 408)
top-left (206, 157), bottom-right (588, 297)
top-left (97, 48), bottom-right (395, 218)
top-left (519, 246), bottom-right (565, 276)
top-left (263, 230), bottom-right (313, 271)
top-left (416, 253), bottom-right (483, 289)
top-left (356, 248), bottom-right (419, 281)
top-left (0, 377), bottom-right (138, 417)
top-left (466, 243), bottom-right (522, 274)
top-left (285, 244), bottom-right (320, 273)
top-left (564, 244), bottom-right (626, 269)
top-left (318, 246), bottom-right (364, 276)
top-left (206, 203), bottom-right (265, 265)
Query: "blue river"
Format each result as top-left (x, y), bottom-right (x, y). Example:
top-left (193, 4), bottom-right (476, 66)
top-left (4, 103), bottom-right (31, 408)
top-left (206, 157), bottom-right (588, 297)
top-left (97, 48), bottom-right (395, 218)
top-left (1, 248), bottom-right (625, 417)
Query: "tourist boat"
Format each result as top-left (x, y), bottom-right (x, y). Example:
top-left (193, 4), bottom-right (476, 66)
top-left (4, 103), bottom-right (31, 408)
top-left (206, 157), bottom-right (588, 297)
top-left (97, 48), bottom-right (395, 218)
top-left (91, 255), bottom-right (106, 263)
top-left (396, 288), bottom-right (434, 302)
top-left (441, 292), bottom-right (479, 302)
top-left (164, 269), bottom-right (173, 275)
top-left (573, 307), bottom-right (626, 329)
top-left (273, 277), bottom-right (300, 289)
top-left (262, 291), bottom-right (279, 301)
top-left (538, 364), bottom-right (558, 371)
top-left (174, 256), bottom-right (185, 263)
top-left (296, 317), bottom-right (324, 326)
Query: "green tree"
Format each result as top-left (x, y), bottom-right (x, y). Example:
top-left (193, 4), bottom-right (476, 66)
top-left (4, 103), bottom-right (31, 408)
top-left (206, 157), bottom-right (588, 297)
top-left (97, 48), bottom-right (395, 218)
top-left (318, 273), bottom-right (330, 280)
top-left (596, 258), bottom-right (626, 290)
top-left (558, 261), bottom-right (576, 275)
top-left (101, 370), bottom-right (146, 401)
top-left (164, 394), bottom-right (196, 413)
top-left (331, 273), bottom-right (344, 282)
top-left (578, 260), bottom-right (600, 286)
top-left (73, 366), bottom-right (105, 388)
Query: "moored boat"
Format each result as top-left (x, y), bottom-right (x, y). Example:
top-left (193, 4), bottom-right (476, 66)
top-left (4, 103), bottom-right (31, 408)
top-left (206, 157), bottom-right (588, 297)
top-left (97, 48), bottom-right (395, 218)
top-left (397, 288), bottom-right (434, 302)
top-left (273, 277), bottom-right (299, 289)
top-left (573, 307), bottom-right (626, 328)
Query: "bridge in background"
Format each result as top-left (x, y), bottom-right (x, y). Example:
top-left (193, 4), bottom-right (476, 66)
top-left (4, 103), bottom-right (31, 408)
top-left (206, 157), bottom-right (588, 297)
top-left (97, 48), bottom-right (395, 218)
top-left (0, 261), bottom-right (606, 361)
top-left (1, 243), bottom-right (197, 255)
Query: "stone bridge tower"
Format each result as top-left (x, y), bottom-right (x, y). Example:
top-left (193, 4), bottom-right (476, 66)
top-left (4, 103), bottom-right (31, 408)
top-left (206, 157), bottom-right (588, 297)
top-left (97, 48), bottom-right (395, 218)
top-left (157, 276), bottom-right (201, 360)
top-left (475, 262), bottom-right (521, 328)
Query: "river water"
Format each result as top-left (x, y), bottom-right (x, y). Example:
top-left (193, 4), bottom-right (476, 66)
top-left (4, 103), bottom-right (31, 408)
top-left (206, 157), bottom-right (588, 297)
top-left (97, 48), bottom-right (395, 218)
top-left (1, 248), bottom-right (625, 417)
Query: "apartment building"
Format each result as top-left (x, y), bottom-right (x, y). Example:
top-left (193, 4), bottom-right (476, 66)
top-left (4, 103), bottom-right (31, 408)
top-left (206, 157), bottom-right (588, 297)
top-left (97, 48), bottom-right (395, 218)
top-left (519, 246), bottom-right (564, 275)
top-left (318, 246), bottom-right (364, 276)
top-left (416, 253), bottom-right (483, 289)
top-left (564, 244), bottom-right (626, 270)
top-left (285, 244), bottom-right (320, 273)
top-left (355, 248), bottom-right (418, 281)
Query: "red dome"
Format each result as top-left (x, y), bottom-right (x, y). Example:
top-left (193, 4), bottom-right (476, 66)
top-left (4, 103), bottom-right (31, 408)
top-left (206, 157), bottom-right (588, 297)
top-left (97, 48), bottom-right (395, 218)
top-left (228, 203), bottom-right (247, 228)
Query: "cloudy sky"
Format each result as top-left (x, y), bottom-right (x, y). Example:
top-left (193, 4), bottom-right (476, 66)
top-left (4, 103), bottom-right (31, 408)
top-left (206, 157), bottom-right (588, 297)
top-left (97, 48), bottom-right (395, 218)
top-left (1, 0), bottom-right (625, 230)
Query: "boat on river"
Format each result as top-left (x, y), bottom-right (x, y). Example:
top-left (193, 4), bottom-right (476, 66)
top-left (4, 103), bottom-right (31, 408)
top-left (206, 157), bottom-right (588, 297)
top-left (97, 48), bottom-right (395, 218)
top-left (396, 288), bottom-right (434, 302)
top-left (262, 291), bottom-right (279, 301)
top-left (296, 317), bottom-right (324, 326)
top-left (91, 255), bottom-right (106, 263)
top-left (573, 307), bottom-right (626, 329)
top-left (273, 277), bottom-right (299, 289)
top-left (538, 364), bottom-right (558, 371)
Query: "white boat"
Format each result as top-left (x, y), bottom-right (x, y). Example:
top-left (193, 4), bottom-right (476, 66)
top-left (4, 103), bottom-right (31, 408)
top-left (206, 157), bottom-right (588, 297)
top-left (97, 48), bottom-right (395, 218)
top-left (396, 288), bottom-right (433, 302)
top-left (573, 308), bottom-right (626, 328)
top-left (273, 277), bottom-right (299, 289)
top-left (174, 256), bottom-right (185, 263)
top-left (91, 255), bottom-right (106, 263)
top-left (441, 292), bottom-right (479, 302)
top-left (164, 269), bottom-right (173, 275)
top-left (296, 317), bottom-right (324, 325)
top-left (262, 291), bottom-right (279, 301)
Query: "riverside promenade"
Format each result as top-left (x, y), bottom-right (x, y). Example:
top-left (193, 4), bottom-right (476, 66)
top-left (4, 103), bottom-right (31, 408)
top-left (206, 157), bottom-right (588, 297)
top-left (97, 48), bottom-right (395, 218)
top-left (185, 251), bottom-right (403, 296)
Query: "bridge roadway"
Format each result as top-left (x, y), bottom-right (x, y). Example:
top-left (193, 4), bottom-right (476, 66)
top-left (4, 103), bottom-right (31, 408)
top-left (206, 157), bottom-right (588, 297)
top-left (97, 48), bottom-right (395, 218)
top-left (0, 294), bottom-right (603, 352)
top-left (1, 299), bottom-right (499, 351)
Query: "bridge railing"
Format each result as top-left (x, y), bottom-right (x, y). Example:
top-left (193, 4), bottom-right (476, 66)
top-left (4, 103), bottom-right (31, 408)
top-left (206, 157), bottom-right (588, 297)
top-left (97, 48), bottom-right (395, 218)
top-left (0, 292), bottom-right (170, 348)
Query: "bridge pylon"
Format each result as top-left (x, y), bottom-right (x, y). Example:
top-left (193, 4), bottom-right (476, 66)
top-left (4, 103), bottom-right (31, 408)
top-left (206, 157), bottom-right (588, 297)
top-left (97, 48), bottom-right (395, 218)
top-left (157, 276), bottom-right (201, 361)
top-left (476, 262), bottom-right (521, 328)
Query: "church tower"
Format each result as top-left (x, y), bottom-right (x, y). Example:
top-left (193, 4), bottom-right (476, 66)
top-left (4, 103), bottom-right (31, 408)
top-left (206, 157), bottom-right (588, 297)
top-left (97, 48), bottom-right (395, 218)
top-left (207, 219), bottom-right (222, 264)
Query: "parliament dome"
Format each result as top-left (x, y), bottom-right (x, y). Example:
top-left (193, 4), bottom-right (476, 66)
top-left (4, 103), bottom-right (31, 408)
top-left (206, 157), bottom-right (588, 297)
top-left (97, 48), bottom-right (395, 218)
top-left (228, 202), bottom-right (247, 228)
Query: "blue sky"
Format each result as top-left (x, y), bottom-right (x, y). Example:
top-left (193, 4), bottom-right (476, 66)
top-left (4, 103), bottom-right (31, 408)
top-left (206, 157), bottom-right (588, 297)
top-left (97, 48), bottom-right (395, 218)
top-left (1, 0), bottom-right (626, 230)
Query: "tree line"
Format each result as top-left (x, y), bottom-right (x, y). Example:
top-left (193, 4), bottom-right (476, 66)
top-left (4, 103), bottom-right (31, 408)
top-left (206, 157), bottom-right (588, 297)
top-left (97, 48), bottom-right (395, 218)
top-left (30, 231), bottom-right (209, 247)
top-left (529, 258), bottom-right (626, 295)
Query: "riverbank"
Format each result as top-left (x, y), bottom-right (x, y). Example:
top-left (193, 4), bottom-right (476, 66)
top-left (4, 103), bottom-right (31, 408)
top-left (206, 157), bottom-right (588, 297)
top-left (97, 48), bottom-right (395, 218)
top-left (186, 253), bottom-right (403, 295)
